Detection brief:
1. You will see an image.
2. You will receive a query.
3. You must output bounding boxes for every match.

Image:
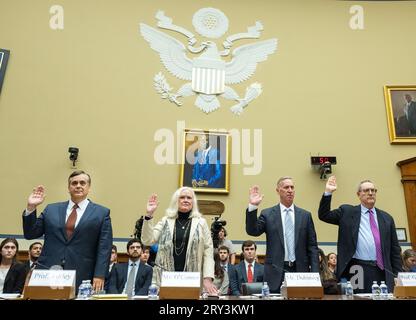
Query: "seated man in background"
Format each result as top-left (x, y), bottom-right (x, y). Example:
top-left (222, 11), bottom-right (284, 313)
top-left (25, 241), bottom-right (42, 271)
top-left (104, 244), bottom-right (118, 292)
top-left (140, 246), bottom-right (150, 265)
top-left (109, 245), bottom-right (118, 273)
top-left (108, 239), bottom-right (152, 296)
top-left (231, 240), bottom-right (264, 296)
top-left (218, 245), bottom-right (237, 295)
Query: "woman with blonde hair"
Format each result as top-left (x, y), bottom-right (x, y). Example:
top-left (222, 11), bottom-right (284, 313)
top-left (141, 187), bottom-right (217, 295)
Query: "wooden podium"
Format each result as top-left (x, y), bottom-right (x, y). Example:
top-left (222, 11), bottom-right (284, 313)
top-left (159, 287), bottom-right (200, 300)
top-left (22, 269), bottom-right (76, 300)
top-left (281, 286), bottom-right (324, 299)
top-left (393, 286), bottom-right (416, 298)
top-left (281, 272), bottom-right (324, 299)
top-left (159, 271), bottom-right (201, 299)
top-left (23, 285), bottom-right (75, 300)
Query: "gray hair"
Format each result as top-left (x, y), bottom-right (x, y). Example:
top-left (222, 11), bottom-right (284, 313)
top-left (165, 187), bottom-right (202, 218)
top-left (357, 179), bottom-right (374, 192)
top-left (277, 176), bottom-right (293, 187)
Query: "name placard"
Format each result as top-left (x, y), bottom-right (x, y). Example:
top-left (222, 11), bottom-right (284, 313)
top-left (161, 272), bottom-right (200, 287)
top-left (28, 270), bottom-right (76, 288)
top-left (397, 273), bottom-right (416, 286)
top-left (284, 272), bottom-right (321, 287)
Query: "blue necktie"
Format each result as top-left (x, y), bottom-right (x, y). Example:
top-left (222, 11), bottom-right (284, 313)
top-left (284, 208), bottom-right (295, 262)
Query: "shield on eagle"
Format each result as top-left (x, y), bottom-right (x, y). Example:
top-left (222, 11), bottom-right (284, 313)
top-left (191, 49), bottom-right (225, 95)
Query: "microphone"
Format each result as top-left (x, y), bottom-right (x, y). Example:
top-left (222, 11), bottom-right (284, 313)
top-left (272, 263), bottom-right (290, 274)
top-left (32, 261), bottom-right (64, 270)
top-left (148, 261), bottom-right (169, 271)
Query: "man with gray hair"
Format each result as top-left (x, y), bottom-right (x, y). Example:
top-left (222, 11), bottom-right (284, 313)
top-left (318, 176), bottom-right (402, 293)
top-left (246, 177), bottom-right (319, 293)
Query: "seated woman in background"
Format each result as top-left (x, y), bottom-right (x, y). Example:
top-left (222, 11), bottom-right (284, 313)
top-left (0, 238), bottom-right (27, 294)
top-left (402, 249), bottom-right (416, 272)
top-left (327, 252), bottom-right (337, 277)
top-left (318, 248), bottom-right (338, 294)
top-left (213, 252), bottom-right (229, 295)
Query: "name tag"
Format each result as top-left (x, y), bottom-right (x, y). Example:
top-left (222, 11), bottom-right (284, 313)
top-left (284, 272), bottom-right (321, 287)
top-left (29, 270), bottom-right (76, 288)
top-left (397, 273), bottom-right (416, 286)
top-left (161, 272), bottom-right (200, 287)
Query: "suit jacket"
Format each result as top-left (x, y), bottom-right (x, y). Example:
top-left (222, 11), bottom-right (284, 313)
top-left (246, 205), bottom-right (319, 292)
top-left (225, 263), bottom-right (237, 295)
top-left (22, 200), bottom-right (113, 290)
top-left (107, 261), bottom-right (153, 295)
top-left (231, 261), bottom-right (264, 295)
top-left (2, 262), bottom-right (27, 294)
top-left (408, 101), bottom-right (416, 134)
top-left (318, 195), bottom-right (403, 291)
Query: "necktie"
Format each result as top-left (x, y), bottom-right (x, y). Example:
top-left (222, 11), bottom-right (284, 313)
top-left (284, 208), bottom-right (295, 262)
top-left (368, 210), bottom-right (384, 270)
top-left (247, 263), bottom-right (253, 283)
top-left (125, 263), bottom-right (137, 297)
top-left (66, 204), bottom-right (78, 239)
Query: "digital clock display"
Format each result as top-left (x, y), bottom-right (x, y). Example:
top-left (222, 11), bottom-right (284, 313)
top-left (310, 156), bottom-right (337, 165)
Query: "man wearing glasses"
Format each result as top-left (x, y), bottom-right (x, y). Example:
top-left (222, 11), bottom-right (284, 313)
top-left (318, 176), bottom-right (402, 293)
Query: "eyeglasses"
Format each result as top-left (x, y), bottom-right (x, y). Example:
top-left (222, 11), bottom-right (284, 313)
top-left (360, 188), bottom-right (377, 194)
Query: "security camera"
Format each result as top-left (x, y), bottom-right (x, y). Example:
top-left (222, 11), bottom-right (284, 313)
top-left (319, 161), bottom-right (332, 179)
top-left (68, 147), bottom-right (79, 166)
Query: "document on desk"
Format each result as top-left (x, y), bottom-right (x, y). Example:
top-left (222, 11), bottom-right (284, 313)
top-left (91, 294), bottom-right (128, 299)
top-left (0, 293), bottom-right (21, 300)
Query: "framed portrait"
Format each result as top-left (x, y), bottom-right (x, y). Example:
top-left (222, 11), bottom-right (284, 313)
top-left (384, 85), bottom-right (416, 144)
top-left (396, 228), bottom-right (407, 242)
top-left (0, 49), bottom-right (10, 95)
top-left (179, 129), bottom-right (230, 194)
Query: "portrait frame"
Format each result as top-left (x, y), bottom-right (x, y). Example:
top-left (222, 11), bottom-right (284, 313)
top-left (0, 49), bottom-right (10, 95)
top-left (384, 85), bottom-right (416, 144)
top-left (179, 128), bottom-right (230, 194)
top-left (396, 228), bottom-right (407, 242)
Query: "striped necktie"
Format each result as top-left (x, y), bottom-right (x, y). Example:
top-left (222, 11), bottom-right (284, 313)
top-left (368, 210), bottom-right (384, 270)
top-left (284, 208), bottom-right (295, 262)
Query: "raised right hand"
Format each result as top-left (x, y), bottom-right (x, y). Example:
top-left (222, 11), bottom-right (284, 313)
top-left (146, 194), bottom-right (158, 216)
top-left (325, 176), bottom-right (337, 193)
top-left (27, 185), bottom-right (46, 211)
top-left (249, 185), bottom-right (264, 206)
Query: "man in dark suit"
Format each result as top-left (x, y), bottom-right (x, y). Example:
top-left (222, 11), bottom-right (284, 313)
top-left (246, 177), bottom-right (319, 293)
top-left (404, 94), bottom-right (416, 135)
top-left (218, 245), bottom-right (237, 295)
top-left (22, 170), bottom-right (113, 292)
top-left (318, 176), bottom-right (402, 293)
top-left (24, 241), bottom-right (42, 271)
top-left (231, 240), bottom-right (264, 295)
top-left (108, 239), bottom-right (152, 296)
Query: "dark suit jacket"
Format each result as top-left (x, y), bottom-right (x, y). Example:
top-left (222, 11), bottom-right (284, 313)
top-left (225, 263), bottom-right (237, 295)
top-left (231, 261), bottom-right (264, 296)
top-left (107, 261), bottom-right (153, 295)
top-left (246, 205), bottom-right (319, 292)
top-left (22, 200), bottom-right (113, 290)
top-left (408, 101), bottom-right (416, 134)
top-left (2, 262), bottom-right (27, 294)
top-left (318, 195), bottom-right (403, 291)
